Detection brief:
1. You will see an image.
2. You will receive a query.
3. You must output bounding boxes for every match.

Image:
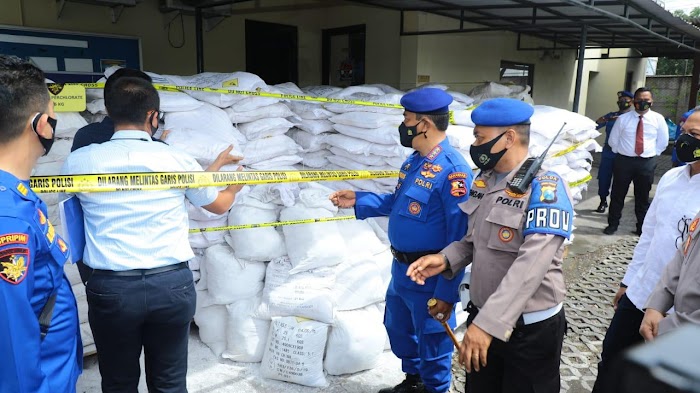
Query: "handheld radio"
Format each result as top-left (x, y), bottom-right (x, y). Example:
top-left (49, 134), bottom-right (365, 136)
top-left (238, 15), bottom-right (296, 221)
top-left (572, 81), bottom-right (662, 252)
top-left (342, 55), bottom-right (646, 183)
top-left (507, 122), bottom-right (567, 194)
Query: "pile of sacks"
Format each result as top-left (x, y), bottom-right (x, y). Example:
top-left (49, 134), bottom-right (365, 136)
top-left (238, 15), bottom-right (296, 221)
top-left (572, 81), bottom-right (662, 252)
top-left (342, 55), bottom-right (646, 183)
top-left (193, 183), bottom-right (394, 387)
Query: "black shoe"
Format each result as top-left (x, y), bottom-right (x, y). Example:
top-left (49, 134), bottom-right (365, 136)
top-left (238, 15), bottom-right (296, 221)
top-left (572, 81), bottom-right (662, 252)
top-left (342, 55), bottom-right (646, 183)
top-left (632, 226), bottom-right (642, 236)
top-left (595, 199), bottom-right (608, 213)
top-left (603, 225), bottom-right (618, 235)
top-left (378, 374), bottom-right (426, 393)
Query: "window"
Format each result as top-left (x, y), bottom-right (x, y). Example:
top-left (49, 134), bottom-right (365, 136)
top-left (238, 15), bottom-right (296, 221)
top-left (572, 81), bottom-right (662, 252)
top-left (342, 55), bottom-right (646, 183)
top-left (500, 61), bottom-right (535, 96)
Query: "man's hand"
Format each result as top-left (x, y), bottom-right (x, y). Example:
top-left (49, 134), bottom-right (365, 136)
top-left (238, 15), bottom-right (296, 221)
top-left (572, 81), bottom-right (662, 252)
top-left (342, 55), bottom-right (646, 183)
top-left (329, 190), bottom-right (356, 208)
top-left (406, 254), bottom-right (447, 285)
top-left (640, 308), bottom-right (664, 341)
top-left (613, 286), bottom-right (627, 310)
top-left (428, 298), bottom-right (453, 323)
top-left (207, 145), bottom-right (244, 172)
top-left (225, 165), bottom-right (245, 194)
top-left (459, 323), bottom-right (493, 373)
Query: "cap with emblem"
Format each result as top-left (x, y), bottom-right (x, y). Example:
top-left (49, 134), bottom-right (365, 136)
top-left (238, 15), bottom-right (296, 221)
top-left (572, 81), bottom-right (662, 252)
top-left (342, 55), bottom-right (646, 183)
top-left (471, 97), bottom-right (534, 127)
top-left (617, 90), bottom-right (633, 99)
top-left (401, 88), bottom-right (453, 115)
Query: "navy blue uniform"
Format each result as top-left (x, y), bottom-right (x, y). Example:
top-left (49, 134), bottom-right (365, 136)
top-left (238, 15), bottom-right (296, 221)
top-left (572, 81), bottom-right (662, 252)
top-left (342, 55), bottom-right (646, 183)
top-left (596, 111), bottom-right (624, 199)
top-left (0, 170), bottom-right (82, 392)
top-left (355, 139), bottom-right (472, 393)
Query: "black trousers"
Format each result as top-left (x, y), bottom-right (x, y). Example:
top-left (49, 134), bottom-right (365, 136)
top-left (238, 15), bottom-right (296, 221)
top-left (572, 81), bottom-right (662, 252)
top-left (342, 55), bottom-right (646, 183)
top-left (591, 293), bottom-right (645, 393)
top-left (86, 266), bottom-right (196, 393)
top-left (608, 155), bottom-right (656, 228)
top-left (465, 307), bottom-right (566, 393)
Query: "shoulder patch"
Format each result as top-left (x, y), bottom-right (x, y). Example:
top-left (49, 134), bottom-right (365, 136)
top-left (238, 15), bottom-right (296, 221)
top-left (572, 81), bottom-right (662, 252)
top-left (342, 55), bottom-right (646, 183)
top-left (524, 172), bottom-right (573, 239)
top-left (0, 247), bottom-right (30, 285)
top-left (450, 179), bottom-right (468, 197)
top-left (449, 172), bottom-right (468, 181)
top-left (0, 233), bottom-right (29, 247)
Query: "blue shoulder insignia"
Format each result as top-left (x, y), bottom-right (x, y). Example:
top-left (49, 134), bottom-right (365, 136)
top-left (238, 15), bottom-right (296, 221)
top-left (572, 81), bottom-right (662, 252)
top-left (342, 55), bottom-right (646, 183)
top-left (523, 171), bottom-right (573, 239)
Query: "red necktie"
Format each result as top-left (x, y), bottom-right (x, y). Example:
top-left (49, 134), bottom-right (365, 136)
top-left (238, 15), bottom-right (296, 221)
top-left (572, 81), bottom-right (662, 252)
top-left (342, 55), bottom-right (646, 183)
top-left (635, 115), bottom-right (644, 156)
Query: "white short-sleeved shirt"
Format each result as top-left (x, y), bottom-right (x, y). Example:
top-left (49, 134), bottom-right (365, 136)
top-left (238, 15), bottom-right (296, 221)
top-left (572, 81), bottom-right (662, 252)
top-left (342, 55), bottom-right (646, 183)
top-left (61, 130), bottom-right (218, 271)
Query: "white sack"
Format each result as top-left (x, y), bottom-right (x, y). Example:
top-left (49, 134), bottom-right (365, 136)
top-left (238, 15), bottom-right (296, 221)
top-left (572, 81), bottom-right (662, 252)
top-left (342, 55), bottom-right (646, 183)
top-left (332, 123), bottom-right (399, 145)
top-left (241, 135), bottom-right (302, 165)
top-left (247, 155), bottom-right (303, 169)
top-left (446, 125), bottom-right (475, 150)
top-left (289, 101), bottom-right (334, 120)
top-left (225, 103), bottom-right (295, 124)
top-left (301, 150), bottom-right (330, 168)
top-left (325, 134), bottom-right (410, 158)
top-left (330, 112), bottom-right (403, 129)
top-left (188, 216), bottom-right (228, 249)
top-left (194, 297), bottom-right (227, 357)
top-left (238, 118), bottom-right (294, 140)
top-left (204, 243), bottom-right (266, 304)
top-left (164, 103), bottom-right (247, 146)
top-left (329, 147), bottom-right (387, 166)
top-left (222, 295), bottom-right (270, 363)
top-left (165, 72), bottom-right (267, 108)
top-left (288, 129), bottom-right (329, 152)
top-left (227, 196), bottom-right (286, 262)
top-left (324, 306), bottom-right (385, 375)
top-left (55, 112), bottom-right (88, 137)
top-left (294, 119), bottom-right (334, 135)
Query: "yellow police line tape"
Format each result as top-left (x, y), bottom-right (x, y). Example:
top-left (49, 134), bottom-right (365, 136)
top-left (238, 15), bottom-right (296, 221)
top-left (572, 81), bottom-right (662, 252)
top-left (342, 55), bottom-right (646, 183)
top-left (30, 170), bottom-right (398, 194)
top-left (69, 83), bottom-right (475, 124)
top-left (550, 139), bottom-right (594, 158)
top-left (190, 215), bottom-right (355, 233)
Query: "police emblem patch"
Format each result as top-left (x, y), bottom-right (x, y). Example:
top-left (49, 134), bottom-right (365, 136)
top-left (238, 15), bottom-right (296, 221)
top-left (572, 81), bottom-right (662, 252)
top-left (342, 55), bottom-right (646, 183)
top-left (0, 233), bottom-right (28, 246)
top-left (431, 164), bottom-right (443, 173)
top-left (408, 202), bottom-right (422, 215)
top-left (448, 172), bottom-right (467, 181)
top-left (473, 179), bottom-right (487, 188)
top-left (450, 180), bottom-right (467, 197)
top-left (498, 227), bottom-right (514, 243)
top-left (403, 163), bottom-right (412, 171)
top-left (690, 218), bottom-right (699, 233)
top-left (0, 248), bottom-right (29, 285)
top-left (505, 188), bottom-right (525, 198)
top-left (539, 182), bottom-right (558, 204)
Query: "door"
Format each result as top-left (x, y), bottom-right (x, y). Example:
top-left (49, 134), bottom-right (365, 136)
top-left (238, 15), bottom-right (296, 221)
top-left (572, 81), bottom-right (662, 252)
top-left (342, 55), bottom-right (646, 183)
top-left (322, 25), bottom-right (366, 87)
top-left (245, 20), bottom-right (298, 85)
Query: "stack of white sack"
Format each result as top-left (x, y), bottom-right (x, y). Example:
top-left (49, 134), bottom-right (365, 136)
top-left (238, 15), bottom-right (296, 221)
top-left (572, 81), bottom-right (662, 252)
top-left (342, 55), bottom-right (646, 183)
top-left (33, 111), bottom-right (88, 232)
top-left (468, 81), bottom-right (534, 105)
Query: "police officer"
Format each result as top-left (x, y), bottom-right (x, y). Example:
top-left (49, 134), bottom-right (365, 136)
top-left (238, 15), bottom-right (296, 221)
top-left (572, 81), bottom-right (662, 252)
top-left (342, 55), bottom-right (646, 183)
top-left (330, 88), bottom-right (472, 393)
top-left (0, 55), bottom-right (82, 392)
top-left (407, 98), bottom-right (572, 393)
top-left (594, 91), bottom-right (634, 213)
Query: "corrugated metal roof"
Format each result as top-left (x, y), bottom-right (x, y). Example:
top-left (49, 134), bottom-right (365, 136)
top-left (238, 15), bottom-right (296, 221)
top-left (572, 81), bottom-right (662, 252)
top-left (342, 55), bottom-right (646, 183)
top-left (345, 0), bottom-right (700, 58)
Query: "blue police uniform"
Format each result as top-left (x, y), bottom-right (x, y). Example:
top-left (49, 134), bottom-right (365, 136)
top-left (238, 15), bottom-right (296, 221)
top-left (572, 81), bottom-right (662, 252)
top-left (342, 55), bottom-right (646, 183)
top-left (596, 90), bottom-right (633, 201)
top-left (0, 170), bottom-right (82, 393)
top-left (354, 89), bottom-right (472, 393)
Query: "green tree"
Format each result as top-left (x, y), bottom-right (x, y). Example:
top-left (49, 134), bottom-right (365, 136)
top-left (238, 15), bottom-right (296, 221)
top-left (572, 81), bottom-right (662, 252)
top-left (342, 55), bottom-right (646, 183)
top-left (656, 7), bottom-right (699, 75)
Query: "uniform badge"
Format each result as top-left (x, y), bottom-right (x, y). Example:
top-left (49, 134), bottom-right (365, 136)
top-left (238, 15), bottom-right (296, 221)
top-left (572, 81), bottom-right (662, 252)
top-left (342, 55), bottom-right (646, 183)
top-left (473, 179), bottom-right (486, 188)
top-left (46, 221), bottom-right (56, 243)
top-left (0, 247), bottom-right (29, 285)
top-left (539, 181), bottom-right (558, 204)
top-left (0, 233), bottom-right (29, 246)
top-left (498, 227), bottom-right (514, 243)
top-left (37, 209), bottom-right (47, 225)
top-left (423, 163), bottom-right (433, 170)
top-left (450, 180), bottom-right (467, 197)
top-left (420, 170), bottom-right (436, 179)
top-left (16, 183), bottom-right (28, 196)
top-left (403, 163), bottom-right (412, 171)
top-left (57, 238), bottom-right (68, 253)
top-left (399, 172), bottom-right (407, 180)
top-left (690, 218), bottom-right (699, 233)
top-left (396, 182), bottom-right (403, 191)
top-left (505, 188), bottom-right (525, 198)
top-left (426, 146), bottom-right (442, 161)
top-left (431, 164), bottom-right (443, 173)
top-left (408, 202), bottom-right (422, 215)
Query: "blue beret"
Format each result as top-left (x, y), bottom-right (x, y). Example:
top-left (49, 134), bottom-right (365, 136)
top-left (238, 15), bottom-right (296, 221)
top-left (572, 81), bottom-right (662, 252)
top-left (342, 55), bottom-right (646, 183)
top-left (471, 98), bottom-right (534, 127)
top-left (617, 90), bottom-right (633, 99)
top-left (400, 88), bottom-right (453, 114)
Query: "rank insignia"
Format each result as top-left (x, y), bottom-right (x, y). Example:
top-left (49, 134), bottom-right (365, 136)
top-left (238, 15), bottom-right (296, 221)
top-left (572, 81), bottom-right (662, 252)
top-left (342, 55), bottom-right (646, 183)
top-left (431, 164), bottom-right (443, 173)
top-left (0, 248), bottom-right (29, 285)
top-left (57, 238), bottom-right (68, 253)
top-left (423, 163), bottom-right (433, 170)
top-left (16, 183), bottom-right (28, 196)
top-left (408, 202), bottom-right (422, 215)
top-left (46, 222), bottom-right (55, 243)
top-left (498, 227), bottom-right (514, 243)
top-left (684, 236), bottom-right (692, 256)
top-left (473, 179), bottom-right (486, 188)
top-left (38, 209), bottom-right (47, 225)
top-left (690, 218), bottom-right (699, 233)
top-left (399, 172), bottom-right (407, 180)
top-left (426, 146), bottom-right (442, 161)
top-left (450, 179), bottom-right (467, 197)
top-left (539, 181), bottom-right (558, 204)
top-left (403, 163), bottom-right (412, 171)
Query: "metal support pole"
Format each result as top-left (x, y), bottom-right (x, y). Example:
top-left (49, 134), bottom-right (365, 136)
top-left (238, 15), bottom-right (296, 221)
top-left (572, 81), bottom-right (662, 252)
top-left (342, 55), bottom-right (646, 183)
top-left (690, 53), bottom-right (700, 110)
top-left (572, 24), bottom-right (587, 113)
top-left (196, 7), bottom-right (204, 73)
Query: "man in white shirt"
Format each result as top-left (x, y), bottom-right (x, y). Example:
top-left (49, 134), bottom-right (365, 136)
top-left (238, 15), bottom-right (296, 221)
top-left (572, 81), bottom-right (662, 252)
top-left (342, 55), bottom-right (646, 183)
top-left (61, 77), bottom-right (242, 392)
top-left (605, 87), bottom-right (668, 235)
top-left (592, 111), bottom-right (700, 393)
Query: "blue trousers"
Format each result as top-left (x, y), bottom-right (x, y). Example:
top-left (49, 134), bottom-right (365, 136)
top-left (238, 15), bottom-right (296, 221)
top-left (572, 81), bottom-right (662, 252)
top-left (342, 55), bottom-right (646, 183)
top-left (384, 278), bottom-right (455, 393)
top-left (598, 148), bottom-right (615, 198)
top-left (86, 266), bottom-right (196, 393)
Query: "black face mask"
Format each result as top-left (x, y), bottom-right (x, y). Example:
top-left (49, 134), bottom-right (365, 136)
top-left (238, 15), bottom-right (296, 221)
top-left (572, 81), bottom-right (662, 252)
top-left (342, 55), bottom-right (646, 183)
top-left (675, 133), bottom-right (700, 163)
top-left (398, 120), bottom-right (426, 148)
top-left (148, 111), bottom-right (159, 135)
top-left (470, 132), bottom-right (508, 170)
top-left (617, 100), bottom-right (631, 111)
top-left (32, 113), bottom-right (57, 156)
top-left (634, 100), bottom-right (652, 112)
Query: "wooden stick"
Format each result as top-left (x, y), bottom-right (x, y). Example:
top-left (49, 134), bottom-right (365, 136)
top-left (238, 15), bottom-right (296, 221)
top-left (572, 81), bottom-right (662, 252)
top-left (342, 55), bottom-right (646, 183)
top-left (441, 320), bottom-right (461, 348)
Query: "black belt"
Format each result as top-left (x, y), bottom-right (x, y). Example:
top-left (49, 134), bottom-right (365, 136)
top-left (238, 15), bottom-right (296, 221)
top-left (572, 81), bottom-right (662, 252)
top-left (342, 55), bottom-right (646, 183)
top-left (390, 247), bottom-right (441, 264)
top-left (91, 262), bottom-right (188, 277)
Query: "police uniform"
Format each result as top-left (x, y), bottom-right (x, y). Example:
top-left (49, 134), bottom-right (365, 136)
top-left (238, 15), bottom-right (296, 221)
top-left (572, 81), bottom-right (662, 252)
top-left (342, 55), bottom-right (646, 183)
top-left (0, 170), bottom-right (82, 393)
top-left (440, 100), bottom-right (573, 393)
top-left (595, 91), bottom-right (634, 211)
top-left (354, 89), bottom-right (473, 393)
top-left (645, 210), bottom-right (700, 334)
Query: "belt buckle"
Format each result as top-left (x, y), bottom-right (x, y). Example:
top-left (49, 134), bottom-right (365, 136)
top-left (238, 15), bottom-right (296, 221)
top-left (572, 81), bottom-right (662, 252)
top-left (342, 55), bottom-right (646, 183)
top-left (390, 248), bottom-right (398, 259)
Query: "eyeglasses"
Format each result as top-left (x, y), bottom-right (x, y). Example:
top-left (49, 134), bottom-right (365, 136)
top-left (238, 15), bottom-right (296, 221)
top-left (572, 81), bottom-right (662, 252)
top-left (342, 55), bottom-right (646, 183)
top-left (676, 216), bottom-right (692, 249)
